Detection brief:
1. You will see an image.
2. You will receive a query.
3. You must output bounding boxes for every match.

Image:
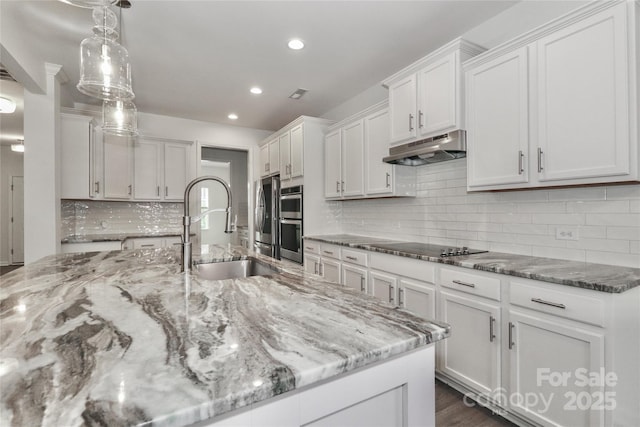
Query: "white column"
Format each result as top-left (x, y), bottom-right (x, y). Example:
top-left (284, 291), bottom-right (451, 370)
top-left (23, 63), bottom-right (68, 264)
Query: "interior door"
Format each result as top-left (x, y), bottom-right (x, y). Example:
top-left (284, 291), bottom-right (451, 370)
top-left (10, 176), bottom-right (24, 264)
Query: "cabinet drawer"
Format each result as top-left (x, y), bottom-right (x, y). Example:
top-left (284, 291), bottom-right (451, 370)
top-left (370, 252), bottom-right (435, 284)
top-left (342, 248), bottom-right (368, 267)
top-left (510, 281), bottom-right (604, 327)
top-left (440, 268), bottom-right (501, 301)
top-left (320, 244), bottom-right (341, 260)
top-left (303, 241), bottom-right (321, 255)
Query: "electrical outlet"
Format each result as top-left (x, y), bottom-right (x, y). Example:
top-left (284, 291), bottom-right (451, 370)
top-left (556, 226), bottom-right (578, 241)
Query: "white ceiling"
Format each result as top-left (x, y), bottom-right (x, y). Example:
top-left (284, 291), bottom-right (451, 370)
top-left (1, 0), bottom-right (520, 136)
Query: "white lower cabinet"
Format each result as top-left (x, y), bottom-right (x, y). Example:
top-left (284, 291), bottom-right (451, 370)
top-left (303, 242), bottom-right (341, 284)
top-left (121, 236), bottom-right (182, 250)
top-left (438, 290), bottom-right (501, 396)
top-left (322, 258), bottom-right (341, 284)
top-left (371, 270), bottom-right (398, 305)
top-left (507, 310), bottom-right (605, 427)
top-left (399, 278), bottom-right (435, 320)
top-left (342, 263), bottom-right (367, 293)
top-left (61, 241), bottom-right (123, 254)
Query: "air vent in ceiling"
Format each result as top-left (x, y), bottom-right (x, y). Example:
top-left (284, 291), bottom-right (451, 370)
top-left (288, 88), bottom-right (308, 100)
top-left (0, 66), bottom-right (17, 82)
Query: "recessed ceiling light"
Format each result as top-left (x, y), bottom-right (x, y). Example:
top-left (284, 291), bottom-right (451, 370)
top-left (228, 113), bottom-right (238, 120)
top-left (11, 139), bottom-right (24, 153)
top-left (250, 87), bottom-right (263, 95)
top-left (0, 97), bottom-right (16, 114)
top-left (287, 39), bottom-right (305, 50)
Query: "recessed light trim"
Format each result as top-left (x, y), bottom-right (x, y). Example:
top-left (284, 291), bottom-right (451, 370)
top-left (0, 97), bottom-right (16, 114)
top-left (287, 39), bottom-right (305, 50)
top-left (228, 113), bottom-right (238, 120)
top-left (250, 87), bottom-right (263, 95)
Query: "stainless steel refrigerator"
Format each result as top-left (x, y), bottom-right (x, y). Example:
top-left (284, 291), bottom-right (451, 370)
top-left (254, 175), bottom-right (280, 259)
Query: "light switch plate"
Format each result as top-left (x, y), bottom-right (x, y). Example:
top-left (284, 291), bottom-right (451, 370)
top-left (556, 226), bottom-right (579, 241)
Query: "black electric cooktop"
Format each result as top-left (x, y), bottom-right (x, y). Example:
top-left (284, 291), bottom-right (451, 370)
top-left (368, 242), bottom-right (488, 258)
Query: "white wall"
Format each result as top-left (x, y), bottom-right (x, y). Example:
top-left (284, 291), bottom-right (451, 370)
top-left (0, 146), bottom-right (24, 265)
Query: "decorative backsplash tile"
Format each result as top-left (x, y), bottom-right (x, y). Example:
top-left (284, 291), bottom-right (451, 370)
top-left (338, 159), bottom-right (640, 268)
top-left (61, 200), bottom-right (183, 238)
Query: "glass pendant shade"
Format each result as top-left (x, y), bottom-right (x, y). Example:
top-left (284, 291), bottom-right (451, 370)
top-left (77, 7), bottom-right (134, 101)
top-left (102, 100), bottom-right (138, 136)
top-left (59, 0), bottom-right (118, 8)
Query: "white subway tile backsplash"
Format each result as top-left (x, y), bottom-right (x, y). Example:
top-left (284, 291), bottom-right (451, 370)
top-left (337, 160), bottom-right (639, 268)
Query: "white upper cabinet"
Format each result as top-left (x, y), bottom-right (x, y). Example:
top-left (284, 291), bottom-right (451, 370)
top-left (103, 134), bottom-right (133, 199)
top-left (340, 120), bottom-right (365, 197)
top-left (383, 38), bottom-right (485, 146)
top-left (466, 47), bottom-right (530, 188)
top-left (324, 130), bottom-right (342, 199)
top-left (465, 1), bottom-right (639, 191)
top-left (259, 142), bottom-right (271, 177)
top-left (259, 137), bottom-right (279, 177)
top-left (289, 124), bottom-right (304, 178)
top-left (133, 138), bottom-right (191, 202)
top-left (324, 102), bottom-right (416, 200)
top-left (279, 131), bottom-right (292, 180)
top-left (60, 113), bottom-right (101, 199)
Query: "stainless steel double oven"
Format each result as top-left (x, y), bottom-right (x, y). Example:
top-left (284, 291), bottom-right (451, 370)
top-left (279, 185), bottom-right (303, 263)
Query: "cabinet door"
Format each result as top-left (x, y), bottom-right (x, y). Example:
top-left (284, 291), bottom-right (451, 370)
top-left (133, 138), bottom-right (162, 200)
top-left (342, 263), bottom-right (367, 293)
top-left (418, 53), bottom-right (457, 137)
top-left (60, 114), bottom-right (95, 199)
top-left (279, 131), bottom-right (291, 180)
top-left (466, 47), bottom-right (530, 189)
top-left (536, 4), bottom-right (630, 182)
top-left (508, 310), bottom-right (605, 427)
top-left (371, 270), bottom-right (397, 305)
top-left (324, 130), bottom-right (342, 198)
top-left (269, 139), bottom-right (280, 174)
top-left (341, 120), bottom-right (365, 197)
top-left (322, 258), bottom-right (342, 284)
top-left (365, 108), bottom-right (394, 196)
top-left (103, 134), bottom-right (132, 199)
top-left (439, 291), bottom-right (501, 395)
top-left (164, 143), bottom-right (189, 201)
top-left (290, 124), bottom-right (304, 178)
top-left (399, 278), bottom-right (435, 320)
top-left (260, 143), bottom-right (270, 176)
top-left (304, 253), bottom-right (321, 275)
top-left (388, 74), bottom-right (417, 144)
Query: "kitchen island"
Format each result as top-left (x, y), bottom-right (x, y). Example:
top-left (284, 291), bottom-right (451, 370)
top-left (0, 245), bottom-right (449, 426)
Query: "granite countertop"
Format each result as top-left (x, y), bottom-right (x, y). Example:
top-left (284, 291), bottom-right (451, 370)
top-left (61, 232), bottom-right (184, 244)
top-left (304, 234), bottom-right (640, 294)
top-left (0, 245), bottom-right (449, 426)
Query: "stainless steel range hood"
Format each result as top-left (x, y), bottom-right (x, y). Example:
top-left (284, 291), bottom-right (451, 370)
top-left (383, 130), bottom-right (466, 166)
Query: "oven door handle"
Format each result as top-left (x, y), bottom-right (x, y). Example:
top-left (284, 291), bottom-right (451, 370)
top-left (280, 194), bottom-right (302, 200)
top-left (280, 219), bottom-right (302, 225)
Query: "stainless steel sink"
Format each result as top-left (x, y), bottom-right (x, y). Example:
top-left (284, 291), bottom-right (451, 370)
top-left (194, 258), bottom-right (277, 280)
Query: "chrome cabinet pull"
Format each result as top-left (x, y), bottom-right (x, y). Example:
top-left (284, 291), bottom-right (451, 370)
top-left (128, 184), bottom-right (132, 195)
top-left (537, 148), bottom-right (544, 172)
top-left (531, 298), bottom-right (566, 310)
top-left (399, 288), bottom-right (405, 306)
top-left (489, 316), bottom-right (496, 342)
top-left (165, 186), bottom-right (169, 197)
top-left (140, 244), bottom-right (155, 248)
top-left (319, 263), bottom-right (324, 276)
top-left (323, 250), bottom-right (334, 255)
top-left (157, 186), bottom-right (160, 197)
top-left (385, 172), bottom-right (390, 188)
top-left (305, 246), bottom-right (314, 250)
top-left (453, 279), bottom-right (476, 288)
top-left (518, 151), bottom-right (524, 175)
top-left (336, 181), bottom-right (340, 193)
top-left (314, 262), bottom-right (318, 275)
top-left (409, 114), bottom-right (414, 131)
top-left (345, 255), bottom-right (357, 261)
top-left (341, 181), bottom-right (344, 192)
top-left (95, 181), bottom-right (100, 194)
top-left (389, 286), bottom-right (395, 304)
top-left (508, 322), bottom-right (515, 350)
top-left (360, 276), bottom-right (365, 292)
top-left (418, 110), bottom-right (424, 129)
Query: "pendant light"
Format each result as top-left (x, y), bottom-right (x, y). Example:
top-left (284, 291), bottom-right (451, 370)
top-left (77, 6), bottom-right (134, 101)
top-left (102, 99), bottom-right (138, 136)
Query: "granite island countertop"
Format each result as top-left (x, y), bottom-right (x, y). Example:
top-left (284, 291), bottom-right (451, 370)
top-left (304, 234), bottom-right (640, 294)
top-left (0, 245), bottom-right (449, 426)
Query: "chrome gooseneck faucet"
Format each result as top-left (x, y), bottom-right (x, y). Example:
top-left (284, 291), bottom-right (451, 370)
top-left (182, 176), bottom-right (233, 273)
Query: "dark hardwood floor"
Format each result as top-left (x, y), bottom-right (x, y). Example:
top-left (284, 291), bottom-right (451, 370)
top-left (436, 380), bottom-right (516, 427)
top-left (0, 265), bottom-right (22, 276)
